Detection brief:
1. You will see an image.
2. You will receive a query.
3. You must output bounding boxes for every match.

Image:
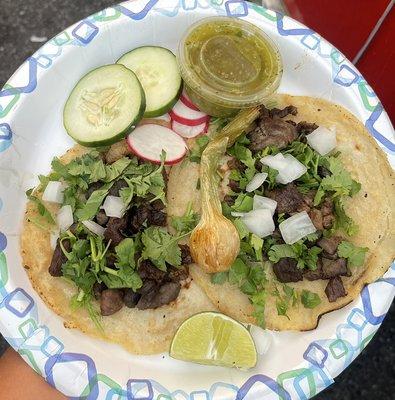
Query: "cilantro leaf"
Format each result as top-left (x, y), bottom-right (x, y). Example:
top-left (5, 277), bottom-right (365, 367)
top-left (228, 258), bottom-right (249, 285)
top-left (103, 157), bottom-right (131, 182)
top-left (26, 188), bottom-right (56, 225)
top-left (250, 290), bottom-right (266, 327)
top-left (333, 197), bottom-right (358, 236)
top-left (171, 203), bottom-right (199, 235)
top-left (75, 183), bottom-right (113, 221)
top-left (141, 226), bottom-right (181, 270)
top-left (114, 238), bottom-right (136, 269)
top-left (189, 136), bottom-right (210, 163)
top-left (232, 218), bottom-right (250, 240)
top-left (231, 193), bottom-right (253, 212)
top-left (301, 290), bottom-right (321, 309)
top-left (338, 241), bottom-right (368, 267)
top-left (211, 271), bottom-right (229, 284)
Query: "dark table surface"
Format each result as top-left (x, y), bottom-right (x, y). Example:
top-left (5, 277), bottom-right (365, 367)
top-left (0, 1), bottom-right (394, 399)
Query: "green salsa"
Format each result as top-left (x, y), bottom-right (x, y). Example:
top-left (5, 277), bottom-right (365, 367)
top-left (178, 17), bottom-right (282, 117)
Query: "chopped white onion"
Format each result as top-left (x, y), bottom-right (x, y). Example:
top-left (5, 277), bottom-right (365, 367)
top-left (306, 126), bottom-right (337, 155)
top-left (279, 211), bottom-right (316, 244)
top-left (231, 211), bottom-right (246, 218)
top-left (50, 231), bottom-right (59, 250)
top-left (42, 181), bottom-right (66, 204)
top-left (260, 153), bottom-right (307, 184)
top-left (82, 220), bottom-right (105, 237)
top-left (253, 195), bottom-right (277, 216)
top-left (241, 209), bottom-right (275, 238)
top-left (57, 205), bottom-right (73, 232)
top-left (249, 325), bottom-right (271, 355)
top-left (102, 195), bottom-right (125, 218)
top-left (246, 172), bottom-right (268, 193)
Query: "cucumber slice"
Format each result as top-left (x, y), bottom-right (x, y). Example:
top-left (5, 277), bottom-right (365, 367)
top-left (117, 46), bottom-right (182, 118)
top-left (63, 64), bottom-right (145, 147)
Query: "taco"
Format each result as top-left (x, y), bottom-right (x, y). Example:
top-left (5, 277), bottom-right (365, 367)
top-left (21, 143), bottom-right (215, 355)
top-left (167, 94), bottom-right (395, 330)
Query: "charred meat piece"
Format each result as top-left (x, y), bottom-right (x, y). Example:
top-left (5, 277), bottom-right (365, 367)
top-left (148, 209), bottom-right (167, 227)
top-left (228, 179), bottom-right (241, 193)
top-left (123, 289), bottom-right (141, 308)
top-left (267, 184), bottom-right (307, 214)
top-left (325, 276), bottom-right (347, 302)
top-left (151, 199), bottom-right (165, 211)
top-left (168, 266), bottom-right (189, 282)
top-left (104, 215), bottom-right (128, 247)
top-left (227, 157), bottom-right (246, 172)
top-left (296, 121), bottom-right (318, 136)
top-left (248, 117), bottom-right (297, 151)
top-left (223, 195), bottom-right (235, 206)
top-left (308, 208), bottom-right (324, 230)
top-left (303, 259), bottom-right (324, 281)
top-left (93, 282), bottom-right (107, 300)
top-left (129, 205), bottom-right (149, 233)
top-left (322, 258), bottom-right (349, 278)
top-left (100, 289), bottom-right (124, 316)
top-left (321, 197), bottom-right (335, 229)
top-left (137, 280), bottom-right (157, 296)
top-left (180, 244), bottom-right (193, 265)
top-left (317, 236), bottom-right (342, 256)
top-left (95, 210), bottom-right (109, 226)
top-left (138, 260), bottom-right (166, 283)
top-left (49, 239), bottom-right (71, 277)
top-left (273, 258), bottom-right (303, 283)
top-left (108, 179), bottom-right (128, 197)
top-left (269, 105), bottom-right (298, 119)
top-left (137, 282), bottom-right (181, 310)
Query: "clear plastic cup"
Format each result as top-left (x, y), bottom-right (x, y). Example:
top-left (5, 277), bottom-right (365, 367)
top-left (178, 17), bottom-right (283, 117)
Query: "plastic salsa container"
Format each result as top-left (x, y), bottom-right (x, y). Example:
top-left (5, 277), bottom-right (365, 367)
top-left (178, 17), bottom-right (283, 117)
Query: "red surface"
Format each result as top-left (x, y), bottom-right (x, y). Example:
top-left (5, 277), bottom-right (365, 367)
top-left (284, 0), bottom-right (394, 123)
top-left (356, 9), bottom-right (395, 122)
top-left (284, 0), bottom-right (391, 60)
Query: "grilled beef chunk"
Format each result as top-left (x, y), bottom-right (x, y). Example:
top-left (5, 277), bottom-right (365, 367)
top-left (86, 182), bottom-right (102, 200)
top-left (180, 244), bottom-right (193, 265)
top-left (267, 184), bottom-right (307, 214)
top-left (303, 259), bottom-right (324, 281)
top-left (137, 280), bottom-right (157, 296)
top-left (322, 258), bottom-right (348, 278)
top-left (325, 276), bottom-right (347, 302)
top-left (151, 199), bottom-right (165, 211)
top-left (296, 121), bottom-right (318, 136)
top-left (104, 216), bottom-right (128, 247)
top-left (227, 158), bottom-right (246, 172)
top-left (321, 197), bottom-right (335, 229)
top-left (138, 260), bottom-right (166, 283)
top-left (228, 179), bottom-right (241, 193)
top-left (100, 289), bottom-right (124, 316)
top-left (168, 266), bottom-right (189, 282)
top-left (123, 289), bottom-right (141, 308)
top-left (223, 195), bottom-right (235, 206)
top-left (137, 282), bottom-right (181, 310)
top-left (273, 258), bottom-right (303, 283)
top-left (93, 282), bottom-right (107, 300)
top-left (269, 105), bottom-right (298, 119)
top-left (317, 236), bottom-right (342, 255)
top-left (129, 205), bottom-right (149, 233)
top-left (129, 202), bottom-right (167, 233)
top-left (248, 117), bottom-right (297, 151)
top-left (108, 179), bottom-right (128, 197)
top-left (148, 209), bottom-right (167, 226)
top-left (95, 210), bottom-right (109, 226)
top-left (49, 239), bottom-right (71, 277)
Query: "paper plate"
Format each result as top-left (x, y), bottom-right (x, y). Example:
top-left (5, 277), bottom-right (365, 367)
top-left (0, 1), bottom-right (394, 399)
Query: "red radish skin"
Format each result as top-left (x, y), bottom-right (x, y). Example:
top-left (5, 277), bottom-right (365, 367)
top-left (172, 120), bottom-right (209, 139)
top-left (169, 110), bottom-right (209, 126)
top-left (180, 92), bottom-right (200, 111)
top-left (127, 124), bottom-right (187, 165)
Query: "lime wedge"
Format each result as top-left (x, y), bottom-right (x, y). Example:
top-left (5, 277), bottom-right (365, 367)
top-left (170, 312), bottom-right (257, 369)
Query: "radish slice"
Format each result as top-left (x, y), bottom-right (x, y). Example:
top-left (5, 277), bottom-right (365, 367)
top-left (102, 195), bottom-right (125, 218)
top-left (180, 92), bottom-right (199, 111)
top-left (279, 211), bottom-right (316, 244)
top-left (42, 181), bottom-right (66, 204)
top-left (253, 195), bottom-right (277, 215)
top-left (152, 113), bottom-right (171, 122)
top-left (171, 120), bottom-right (209, 138)
top-left (57, 205), bottom-right (73, 232)
top-left (246, 172), bottom-right (268, 192)
top-left (127, 124), bottom-right (187, 165)
top-left (306, 126), bottom-right (337, 155)
top-left (241, 209), bottom-right (275, 238)
top-left (82, 220), bottom-right (105, 237)
top-left (170, 100), bottom-right (209, 125)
